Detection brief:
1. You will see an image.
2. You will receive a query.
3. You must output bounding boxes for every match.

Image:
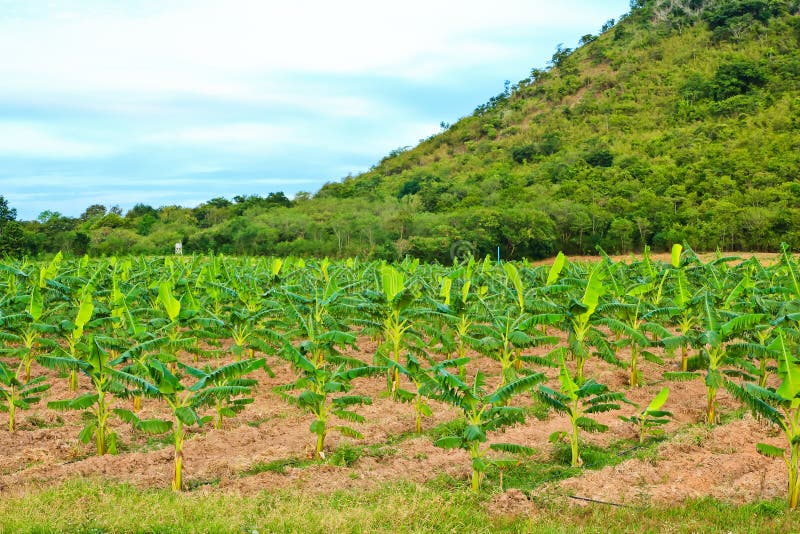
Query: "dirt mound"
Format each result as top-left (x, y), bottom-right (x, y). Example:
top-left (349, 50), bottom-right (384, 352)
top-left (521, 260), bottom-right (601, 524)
top-left (556, 416), bottom-right (784, 506)
top-left (488, 488), bottom-right (534, 516)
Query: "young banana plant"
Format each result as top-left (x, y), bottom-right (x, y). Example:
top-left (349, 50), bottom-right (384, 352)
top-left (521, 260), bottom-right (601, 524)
top-left (537, 362), bottom-right (629, 467)
top-left (0, 360), bottom-right (50, 432)
top-left (662, 244), bottom-right (701, 372)
top-left (619, 387), bottom-right (672, 443)
top-left (42, 336), bottom-right (148, 455)
top-left (0, 280), bottom-right (60, 382)
top-left (727, 313), bottom-right (778, 389)
top-left (664, 294), bottom-right (765, 424)
top-left (432, 369), bottom-right (544, 491)
top-left (125, 358), bottom-right (263, 491)
top-left (153, 280), bottom-right (199, 367)
top-left (61, 286), bottom-right (95, 391)
top-left (599, 287), bottom-right (666, 388)
top-left (559, 262), bottom-right (612, 383)
top-left (180, 358), bottom-right (266, 429)
top-left (276, 340), bottom-right (383, 459)
top-left (369, 264), bottom-right (423, 398)
top-left (280, 274), bottom-right (358, 367)
top-left (470, 308), bottom-right (559, 387)
top-left (425, 266), bottom-right (487, 377)
top-left (223, 308), bottom-right (276, 361)
top-left (390, 354), bottom-right (468, 434)
top-left (725, 330), bottom-right (800, 509)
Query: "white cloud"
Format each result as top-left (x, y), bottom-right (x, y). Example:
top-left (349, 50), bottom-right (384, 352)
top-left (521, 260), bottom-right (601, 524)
top-left (0, 0), bottom-right (625, 98)
top-left (142, 123), bottom-right (304, 152)
top-left (0, 122), bottom-right (114, 159)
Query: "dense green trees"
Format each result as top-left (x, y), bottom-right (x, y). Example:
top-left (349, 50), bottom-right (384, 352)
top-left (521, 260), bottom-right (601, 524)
top-left (0, 196), bottom-right (24, 257)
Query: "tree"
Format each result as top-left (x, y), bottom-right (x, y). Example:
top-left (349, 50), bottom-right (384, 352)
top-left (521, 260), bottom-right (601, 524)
top-left (0, 222), bottom-right (25, 257)
top-left (0, 196), bottom-right (17, 224)
top-left (585, 148), bottom-right (614, 168)
top-left (0, 196), bottom-right (24, 257)
top-left (80, 204), bottom-right (107, 221)
top-left (607, 218), bottom-right (635, 253)
top-left (125, 204), bottom-right (158, 219)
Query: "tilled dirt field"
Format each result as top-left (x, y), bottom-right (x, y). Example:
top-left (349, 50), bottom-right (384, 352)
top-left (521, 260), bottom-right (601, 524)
top-left (0, 337), bottom-right (787, 511)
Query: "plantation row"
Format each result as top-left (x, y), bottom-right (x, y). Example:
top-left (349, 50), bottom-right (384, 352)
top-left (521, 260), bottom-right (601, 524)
top-left (1, 246), bottom-right (800, 506)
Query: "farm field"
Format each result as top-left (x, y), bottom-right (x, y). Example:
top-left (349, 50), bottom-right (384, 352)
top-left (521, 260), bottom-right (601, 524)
top-left (1, 247), bottom-right (799, 532)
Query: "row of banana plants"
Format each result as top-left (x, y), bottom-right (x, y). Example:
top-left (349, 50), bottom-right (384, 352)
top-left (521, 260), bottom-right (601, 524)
top-left (1, 246), bottom-right (799, 506)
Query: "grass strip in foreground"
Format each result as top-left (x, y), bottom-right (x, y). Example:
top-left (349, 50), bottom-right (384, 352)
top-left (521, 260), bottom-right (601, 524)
top-left (0, 478), bottom-right (792, 533)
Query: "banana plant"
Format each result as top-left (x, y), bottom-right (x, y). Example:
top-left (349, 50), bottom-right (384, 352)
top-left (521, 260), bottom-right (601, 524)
top-left (619, 387), bottom-right (672, 443)
top-left (724, 264), bottom-right (787, 387)
top-left (364, 264), bottom-right (423, 398)
top-left (276, 340), bottom-right (383, 459)
top-left (725, 330), bottom-right (800, 509)
top-left (126, 358), bottom-right (262, 491)
top-left (43, 336), bottom-right (149, 455)
top-left (558, 262), bottom-right (613, 383)
top-left (728, 310), bottom-right (779, 388)
top-left (599, 285), bottom-right (667, 387)
top-left (207, 265), bottom-right (279, 361)
top-left (223, 307), bottom-right (276, 361)
top-left (661, 244), bottom-right (702, 372)
top-left (0, 360), bottom-right (50, 432)
top-left (227, 263), bottom-right (268, 316)
top-left (180, 357), bottom-right (266, 429)
top-left (279, 274), bottom-right (358, 367)
top-left (0, 281), bottom-right (60, 382)
top-left (537, 361), bottom-right (629, 467)
top-left (152, 280), bottom-right (198, 366)
top-left (469, 307), bottom-right (559, 387)
top-left (664, 294), bottom-right (765, 424)
top-left (60, 286), bottom-right (95, 391)
top-left (438, 266), bottom-right (482, 354)
top-left (390, 354), bottom-right (468, 434)
top-left (629, 246), bottom-right (671, 308)
top-left (107, 278), bottom-right (151, 411)
top-left (534, 251), bottom-right (569, 336)
top-left (128, 358), bottom-right (206, 491)
top-left (432, 369), bottom-right (544, 491)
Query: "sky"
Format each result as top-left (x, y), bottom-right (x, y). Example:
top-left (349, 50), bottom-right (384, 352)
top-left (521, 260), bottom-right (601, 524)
top-left (0, 0), bottom-right (631, 220)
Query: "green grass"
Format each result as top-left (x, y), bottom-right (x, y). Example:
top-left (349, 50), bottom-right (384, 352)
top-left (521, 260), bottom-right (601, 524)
top-left (524, 397), bottom-right (552, 421)
top-left (245, 411), bottom-right (291, 428)
top-left (117, 431), bottom-right (175, 454)
top-left (328, 443), bottom-right (399, 467)
top-left (378, 417), bottom-right (467, 448)
top-left (0, 478), bottom-right (793, 533)
top-left (242, 457), bottom-right (316, 476)
top-left (719, 406), bottom-right (748, 425)
top-left (479, 438), bottom-right (662, 493)
top-left (424, 417), bottom-right (467, 442)
top-left (242, 443), bottom-right (399, 476)
top-left (20, 414), bottom-right (64, 430)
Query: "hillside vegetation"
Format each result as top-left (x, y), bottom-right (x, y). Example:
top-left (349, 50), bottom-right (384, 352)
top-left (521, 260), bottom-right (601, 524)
top-left (3, 0), bottom-right (800, 260)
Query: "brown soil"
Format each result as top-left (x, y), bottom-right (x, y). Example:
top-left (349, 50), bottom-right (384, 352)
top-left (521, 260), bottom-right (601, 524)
top-left (0, 337), bottom-right (787, 511)
top-left (556, 416), bottom-right (785, 506)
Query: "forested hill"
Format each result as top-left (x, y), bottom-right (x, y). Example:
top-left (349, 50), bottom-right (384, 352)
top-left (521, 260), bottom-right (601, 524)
top-left (3, 0), bottom-right (800, 261)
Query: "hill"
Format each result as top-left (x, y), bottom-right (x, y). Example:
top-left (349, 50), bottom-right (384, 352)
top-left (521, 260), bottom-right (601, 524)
top-left (4, 0), bottom-right (800, 260)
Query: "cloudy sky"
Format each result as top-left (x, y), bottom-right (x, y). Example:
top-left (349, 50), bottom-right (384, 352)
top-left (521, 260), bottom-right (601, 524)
top-left (0, 0), bottom-right (630, 220)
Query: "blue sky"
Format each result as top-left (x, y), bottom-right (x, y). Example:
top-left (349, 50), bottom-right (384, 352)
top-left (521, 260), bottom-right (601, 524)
top-left (0, 0), bottom-right (631, 220)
